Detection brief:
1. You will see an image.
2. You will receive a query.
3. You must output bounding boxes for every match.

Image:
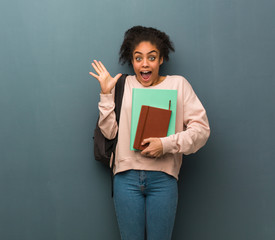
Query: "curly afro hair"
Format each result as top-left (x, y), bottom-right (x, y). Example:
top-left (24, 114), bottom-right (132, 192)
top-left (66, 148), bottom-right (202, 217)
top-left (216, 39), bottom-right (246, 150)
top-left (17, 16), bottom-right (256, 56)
top-left (119, 26), bottom-right (175, 65)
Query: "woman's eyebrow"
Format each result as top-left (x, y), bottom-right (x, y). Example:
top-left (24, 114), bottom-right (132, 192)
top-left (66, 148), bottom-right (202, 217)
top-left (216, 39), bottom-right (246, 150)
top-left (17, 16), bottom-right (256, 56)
top-left (134, 50), bottom-right (158, 55)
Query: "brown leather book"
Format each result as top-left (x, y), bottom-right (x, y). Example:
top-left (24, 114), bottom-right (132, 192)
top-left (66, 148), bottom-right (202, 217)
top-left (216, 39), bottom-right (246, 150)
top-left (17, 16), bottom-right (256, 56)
top-left (133, 105), bottom-right (172, 151)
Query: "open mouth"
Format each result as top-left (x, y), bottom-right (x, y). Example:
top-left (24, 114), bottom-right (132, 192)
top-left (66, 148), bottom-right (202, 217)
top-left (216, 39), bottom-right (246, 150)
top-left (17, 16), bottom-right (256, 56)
top-left (140, 71), bottom-right (152, 81)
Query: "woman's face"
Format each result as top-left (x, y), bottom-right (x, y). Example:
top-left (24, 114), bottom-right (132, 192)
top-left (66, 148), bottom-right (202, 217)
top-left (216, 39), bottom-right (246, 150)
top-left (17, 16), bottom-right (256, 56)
top-left (132, 41), bottom-right (163, 87)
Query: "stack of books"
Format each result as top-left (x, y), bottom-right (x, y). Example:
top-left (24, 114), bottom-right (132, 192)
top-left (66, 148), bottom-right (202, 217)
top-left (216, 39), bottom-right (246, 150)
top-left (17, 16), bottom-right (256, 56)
top-left (133, 103), bottom-right (172, 150)
top-left (130, 88), bottom-right (178, 151)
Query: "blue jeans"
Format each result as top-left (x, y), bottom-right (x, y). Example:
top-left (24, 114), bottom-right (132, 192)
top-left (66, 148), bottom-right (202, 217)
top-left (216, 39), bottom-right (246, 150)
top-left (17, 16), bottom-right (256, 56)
top-left (113, 170), bottom-right (178, 240)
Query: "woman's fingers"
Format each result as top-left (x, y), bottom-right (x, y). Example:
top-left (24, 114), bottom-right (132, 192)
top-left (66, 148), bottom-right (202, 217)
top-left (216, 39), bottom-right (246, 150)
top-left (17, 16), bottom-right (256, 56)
top-left (140, 138), bottom-right (163, 158)
top-left (89, 61), bottom-right (121, 94)
top-left (91, 60), bottom-right (110, 77)
top-left (94, 60), bottom-right (108, 74)
top-left (98, 61), bottom-right (107, 72)
top-left (114, 73), bottom-right (123, 81)
top-left (94, 60), bottom-right (104, 72)
top-left (91, 62), bottom-right (101, 75)
top-left (89, 71), bottom-right (98, 79)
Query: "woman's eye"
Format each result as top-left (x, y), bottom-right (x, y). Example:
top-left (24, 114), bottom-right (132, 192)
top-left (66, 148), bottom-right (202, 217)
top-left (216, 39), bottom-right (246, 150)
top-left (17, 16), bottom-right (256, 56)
top-left (136, 57), bottom-right (142, 61)
top-left (149, 56), bottom-right (156, 61)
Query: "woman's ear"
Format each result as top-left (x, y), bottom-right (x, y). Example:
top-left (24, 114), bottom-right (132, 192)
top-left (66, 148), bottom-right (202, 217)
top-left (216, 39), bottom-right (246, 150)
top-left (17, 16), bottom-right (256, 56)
top-left (160, 57), bottom-right (164, 65)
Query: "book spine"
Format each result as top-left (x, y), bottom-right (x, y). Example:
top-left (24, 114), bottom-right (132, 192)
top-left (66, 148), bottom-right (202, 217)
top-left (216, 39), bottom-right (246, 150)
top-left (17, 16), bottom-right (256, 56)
top-left (133, 106), bottom-right (149, 150)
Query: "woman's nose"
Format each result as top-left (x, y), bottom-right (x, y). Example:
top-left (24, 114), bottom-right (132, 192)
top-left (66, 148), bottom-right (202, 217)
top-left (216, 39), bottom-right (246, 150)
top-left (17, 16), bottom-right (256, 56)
top-left (142, 59), bottom-right (149, 67)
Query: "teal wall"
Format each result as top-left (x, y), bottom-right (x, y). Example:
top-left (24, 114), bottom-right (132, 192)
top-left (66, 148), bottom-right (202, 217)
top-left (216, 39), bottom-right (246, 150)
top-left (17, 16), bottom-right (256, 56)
top-left (1, 0), bottom-right (275, 239)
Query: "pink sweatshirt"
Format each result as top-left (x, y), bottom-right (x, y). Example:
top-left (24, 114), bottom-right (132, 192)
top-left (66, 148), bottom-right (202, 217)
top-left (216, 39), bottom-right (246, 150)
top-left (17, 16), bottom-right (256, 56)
top-left (98, 75), bottom-right (210, 180)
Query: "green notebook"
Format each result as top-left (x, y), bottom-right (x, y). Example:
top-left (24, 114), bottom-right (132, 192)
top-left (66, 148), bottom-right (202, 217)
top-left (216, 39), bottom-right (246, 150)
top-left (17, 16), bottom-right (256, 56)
top-left (130, 88), bottom-right (178, 151)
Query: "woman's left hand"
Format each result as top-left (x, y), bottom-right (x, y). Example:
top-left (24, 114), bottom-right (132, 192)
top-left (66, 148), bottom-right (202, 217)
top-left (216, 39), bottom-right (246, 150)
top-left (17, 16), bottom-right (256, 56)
top-left (141, 138), bottom-right (163, 158)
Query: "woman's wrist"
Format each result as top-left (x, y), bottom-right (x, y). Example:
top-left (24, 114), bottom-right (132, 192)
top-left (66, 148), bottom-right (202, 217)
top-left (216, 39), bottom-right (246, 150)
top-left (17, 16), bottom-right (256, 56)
top-left (101, 90), bottom-right (111, 94)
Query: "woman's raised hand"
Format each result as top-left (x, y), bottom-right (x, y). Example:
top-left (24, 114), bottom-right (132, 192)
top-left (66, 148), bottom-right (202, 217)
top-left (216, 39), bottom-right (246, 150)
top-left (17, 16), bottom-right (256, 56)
top-left (89, 60), bottom-right (122, 94)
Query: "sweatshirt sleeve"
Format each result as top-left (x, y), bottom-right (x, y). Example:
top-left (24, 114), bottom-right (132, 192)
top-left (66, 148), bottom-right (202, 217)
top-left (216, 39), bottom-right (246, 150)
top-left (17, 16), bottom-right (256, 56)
top-left (98, 92), bottom-right (118, 140)
top-left (160, 80), bottom-right (210, 155)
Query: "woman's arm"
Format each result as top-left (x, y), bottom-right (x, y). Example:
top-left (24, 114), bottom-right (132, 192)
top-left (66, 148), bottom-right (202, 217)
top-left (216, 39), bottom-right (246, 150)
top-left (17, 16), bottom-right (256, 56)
top-left (161, 81), bottom-right (210, 155)
top-left (141, 79), bottom-right (210, 157)
top-left (97, 93), bottom-right (118, 139)
top-left (90, 60), bottom-right (122, 139)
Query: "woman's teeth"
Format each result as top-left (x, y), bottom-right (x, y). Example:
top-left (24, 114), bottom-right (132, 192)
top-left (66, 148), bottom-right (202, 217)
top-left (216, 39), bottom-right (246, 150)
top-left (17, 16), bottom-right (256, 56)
top-left (141, 71), bottom-right (152, 80)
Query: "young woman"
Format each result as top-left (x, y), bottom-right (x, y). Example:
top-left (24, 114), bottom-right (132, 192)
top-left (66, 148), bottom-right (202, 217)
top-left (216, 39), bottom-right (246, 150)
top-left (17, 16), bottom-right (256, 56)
top-left (89, 26), bottom-right (210, 240)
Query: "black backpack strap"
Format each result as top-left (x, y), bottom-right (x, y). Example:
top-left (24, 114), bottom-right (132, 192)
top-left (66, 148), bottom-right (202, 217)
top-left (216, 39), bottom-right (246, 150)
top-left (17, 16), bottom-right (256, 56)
top-left (114, 74), bottom-right (127, 124)
top-left (110, 74), bottom-right (127, 197)
top-left (111, 74), bottom-right (127, 165)
top-left (111, 74), bottom-right (127, 148)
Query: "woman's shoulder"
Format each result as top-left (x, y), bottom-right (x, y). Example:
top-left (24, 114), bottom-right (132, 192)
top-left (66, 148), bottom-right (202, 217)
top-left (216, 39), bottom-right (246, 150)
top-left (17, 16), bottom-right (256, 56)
top-left (166, 75), bottom-right (188, 81)
top-left (164, 75), bottom-right (191, 87)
